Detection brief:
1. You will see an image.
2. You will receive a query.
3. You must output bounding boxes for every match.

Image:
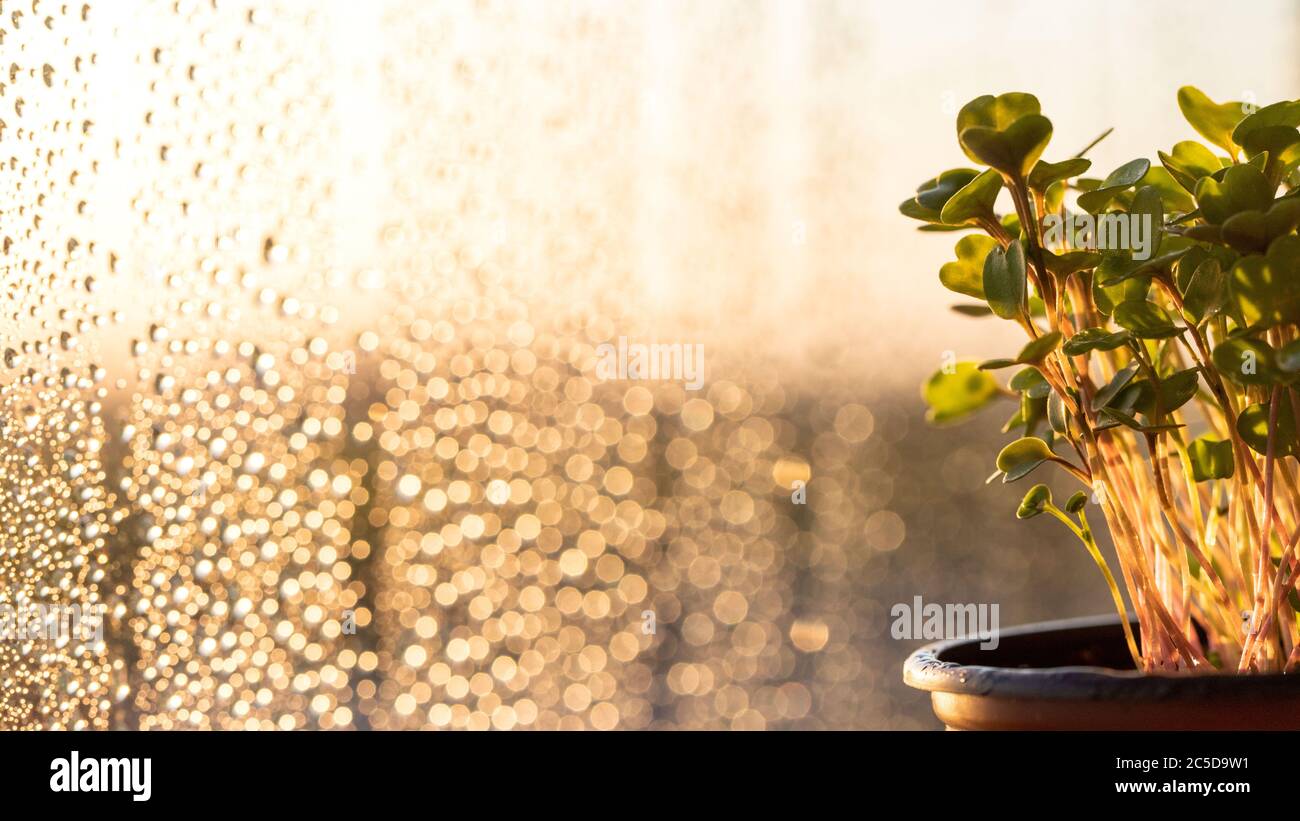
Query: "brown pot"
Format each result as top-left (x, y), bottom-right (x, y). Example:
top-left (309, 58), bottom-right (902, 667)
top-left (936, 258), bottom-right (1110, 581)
top-left (903, 615), bottom-right (1300, 730)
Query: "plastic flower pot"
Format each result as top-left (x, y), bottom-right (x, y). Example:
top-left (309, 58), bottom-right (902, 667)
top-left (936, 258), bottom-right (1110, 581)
top-left (903, 615), bottom-right (1300, 730)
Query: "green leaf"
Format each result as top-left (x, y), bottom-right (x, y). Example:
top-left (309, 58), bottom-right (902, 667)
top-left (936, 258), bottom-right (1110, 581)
top-left (940, 168), bottom-right (1004, 226)
top-left (1091, 270), bottom-right (1146, 316)
top-left (1131, 368), bottom-right (1201, 418)
top-left (1100, 406), bottom-right (1183, 433)
top-left (1195, 164), bottom-right (1272, 225)
top-left (1188, 436), bottom-right (1235, 482)
top-left (1212, 337), bottom-right (1281, 386)
top-left (1009, 366), bottom-right (1050, 398)
top-left (1091, 361), bottom-right (1141, 412)
top-left (979, 331), bottom-right (1063, 372)
top-left (1027, 157), bottom-right (1091, 192)
top-left (1044, 180), bottom-right (1067, 213)
top-left (1064, 490), bottom-right (1088, 513)
top-left (1240, 127), bottom-right (1300, 186)
top-left (1220, 198), bottom-right (1300, 254)
top-left (1158, 141), bottom-right (1222, 193)
top-left (1232, 101), bottom-right (1300, 182)
top-left (922, 362), bottom-right (999, 424)
top-left (1240, 126), bottom-right (1300, 160)
top-left (1062, 327), bottom-right (1131, 356)
top-left (1175, 245), bottom-right (1211, 292)
top-left (1048, 390), bottom-right (1069, 435)
top-left (1177, 86), bottom-right (1246, 155)
top-left (996, 436), bottom-right (1056, 482)
top-left (916, 168), bottom-right (983, 211)
top-left (1095, 248), bottom-right (1187, 288)
top-left (1013, 392), bottom-right (1048, 438)
top-left (1076, 158), bottom-right (1151, 213)
top-left (939, 234), bottom-right (997, 299)
top-left (1277, 339), bottom-right (1300, 373)
top-left (1041, 249), bottom-right (1101, 277)
top-left (1220, 210), bottom-right (1269, 253)
top-left (1230, 236), bottom-right (1300, 328)
top-left (1016, 483), bottom-right (1052, 519)
top-left (960, 115), bottom-right (1054, 178)
top-left (1237, 401), bottom-right (1300, 458)
top-left (1016, 331), bottom-right (1061, 365)
top-left (899, 197), bottom-right (936, 223)
top-left (1136, 165), bottom-right (1196, 214)
top-left (1180, 257), bottom-right (1227, 324)
top-left (957, 93), bottom-right (1041, 141)
top-left (1113, 299), bottom-right (1181, 339)
top-left (982, 240), bottom-right (1026, 319)
top-left (1232, 100), bottom-right (1300, 147)
top-left (1129, 184), bottom-right (1165, 252)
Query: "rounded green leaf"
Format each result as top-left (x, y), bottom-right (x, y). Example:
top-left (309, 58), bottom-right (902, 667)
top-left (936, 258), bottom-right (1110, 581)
top-left (916, 168), bottom-right (982, 211)
top-left (1097, 158), bottom-right (1154, 188)
top-left (1007, 392), bottom-right (1048, 438)
top-left (1230, 236), bottom-right (1300, 328)
top-left (1237, 401), bottom-right (1300, 458)
top-left (1195, 164), bottom-right (1272, 225)
top-left (1158, 140), bottom-right (1222, 192)
top-left (1221, 210), bottom-right (1269, 253)
top-left (1264, 198), bottom-right (1300, 239)
top-left (956, 93), bottom-right (1042, 150)
top-left (1042, 249), bottom-right (1101, 277)
top-left (1136, 165), bottom-right (1196, 214)
top-left (1239, 126), bottom-right (1300, 183)
top-left (939, 234), bottom-right (997, 299)
top-left (1061, 327), bottom-right (1130, 357)
top-left (977, 358), bottom-right (1018, 371)
top-left (1027, 157), bottom-right (1091, 193)
top-left (982, 240), bottom-right (1026, 320)
top-left (1277, 338), bottom-right (1300, 373)
top-left (1180, 257), bottom-right (1227, 324)
top-left (1187, 436), bottom-right (1235, 482)
top-left (1177, 86), bottom-right (1245, 155)
top-left (1219, 198), bottom-right (1300, 255)
top-left (1212, 337), bottom-right (1281, 386)
top-left (900, 197), bottom-right (941, 223)
top-left (1092, 272), bottom-right (1147, 317)
top-left (1099, 403), bottom-right (1185, 433)
top-left (1095, 247), bottom-right (1187, 289)
top-left (960, 114), bottom-right (1054, 178)
top-left (922, 362), bottom-right (999, 424)
top-left (1009, 366), bottom-right (1050, 398)
top-left (1131, 368), bottom-right (1201, 418)
top-left (1047, 390), bottom-right (1069, 435)
top-left (1076, 159), bottom-right (1150, 213)
top-left (1232, 102), bottom-right (1300, 176)
top-left (1016, 483), bottom-right (1052, 519)
top-left (1015, 331), bottom-right (1061, 365)
top-left (996, 436), bottom-right (1055, 482)
top-left (1064, 490), bottom-right (1088, 514)
top-left (1233, 101), bottom-right (1300, 143)
top-left (939, 168), bottom-right (1003, 225)
top-left (1091, 361), bottom-right (1141, 412)
top-left (1113, 299), bottom-right (1181, 339)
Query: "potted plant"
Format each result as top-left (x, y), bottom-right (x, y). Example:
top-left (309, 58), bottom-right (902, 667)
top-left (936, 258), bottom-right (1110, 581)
top-left (900, 88), bottom-right (1300, 729)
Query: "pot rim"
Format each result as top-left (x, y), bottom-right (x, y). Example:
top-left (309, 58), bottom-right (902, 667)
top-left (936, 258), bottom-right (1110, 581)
top-left (904, 613), bottom-right (1300, 701)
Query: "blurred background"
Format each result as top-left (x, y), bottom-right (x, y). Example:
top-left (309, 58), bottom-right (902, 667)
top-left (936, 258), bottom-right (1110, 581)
top-left (3, 0), bottom-right (1299, 729)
